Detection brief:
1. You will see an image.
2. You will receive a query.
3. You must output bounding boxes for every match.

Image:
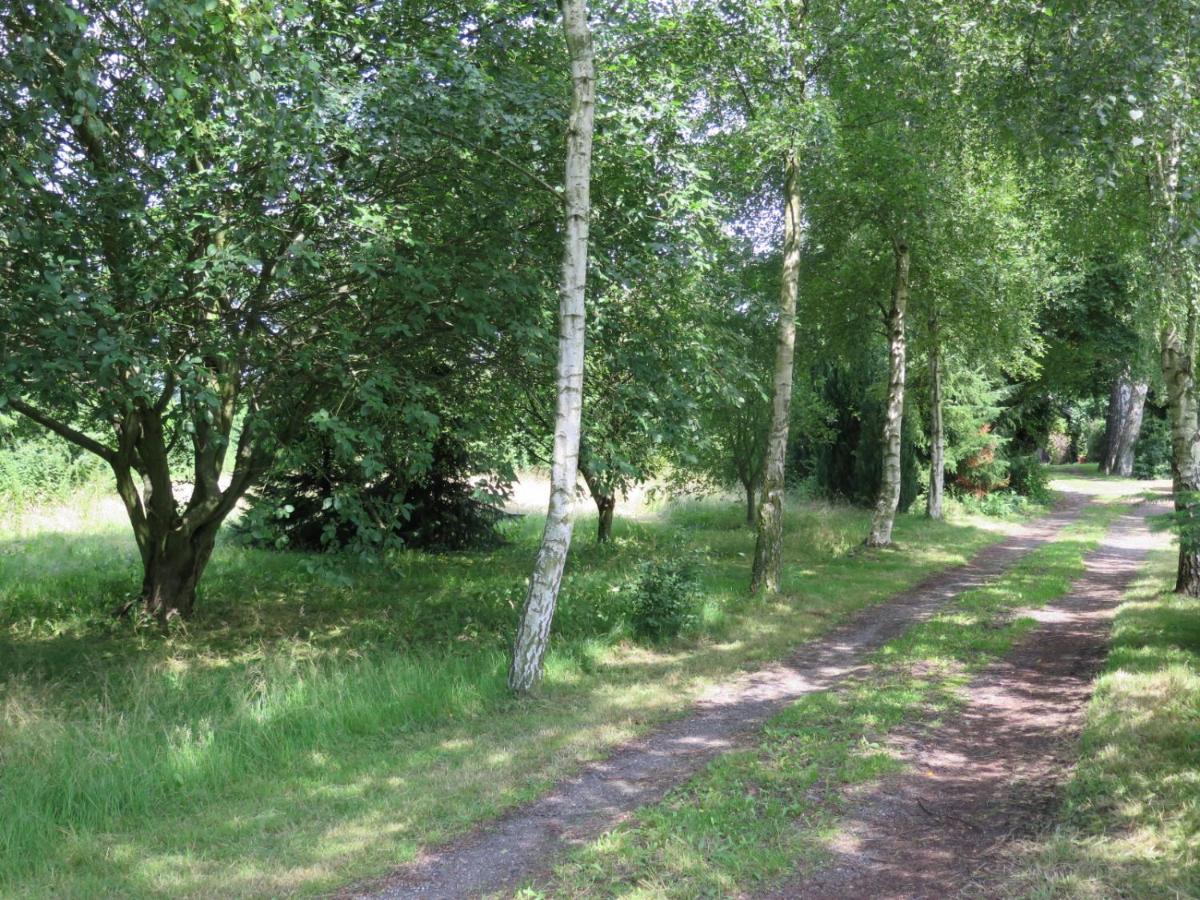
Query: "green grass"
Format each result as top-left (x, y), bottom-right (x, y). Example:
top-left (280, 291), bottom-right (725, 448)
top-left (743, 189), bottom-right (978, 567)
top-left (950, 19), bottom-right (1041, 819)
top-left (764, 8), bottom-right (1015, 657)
top-left (0, 483), bottom-right (1041, 898)
top-left (995, 549), bottom-right (1200, 899)
top-left (531, 499), bottom-right (1132, 899)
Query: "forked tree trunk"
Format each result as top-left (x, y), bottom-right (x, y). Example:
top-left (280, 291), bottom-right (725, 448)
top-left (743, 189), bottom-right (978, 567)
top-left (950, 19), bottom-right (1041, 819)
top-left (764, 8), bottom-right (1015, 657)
top-left (139, 524), bottom-right (220, 620)
top-left (509, 0), bottom-right (594, 694)
top-left (1161, 316), bottom-right (1200, 596)
top-left (580, 465), bottom-right (616, 543)
top-left (1102, 369), bottom-right (1149, 477)
top-left (927, 328), bottom-right (944, 520)
top-left (866, 240), bottom-right (909, 548)
top-left (750, 152), bottom-right (803, 595)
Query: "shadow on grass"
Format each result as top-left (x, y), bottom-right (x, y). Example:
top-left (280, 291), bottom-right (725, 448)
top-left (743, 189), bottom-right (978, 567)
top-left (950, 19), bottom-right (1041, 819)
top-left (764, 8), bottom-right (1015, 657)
top-left (0, 493), bottom-right (1009, 897)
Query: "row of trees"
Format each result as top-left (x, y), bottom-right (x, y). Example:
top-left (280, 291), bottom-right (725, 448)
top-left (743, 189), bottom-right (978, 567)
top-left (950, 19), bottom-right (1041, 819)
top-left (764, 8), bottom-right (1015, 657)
top-left (1, 0), bottom-right (1195, 692)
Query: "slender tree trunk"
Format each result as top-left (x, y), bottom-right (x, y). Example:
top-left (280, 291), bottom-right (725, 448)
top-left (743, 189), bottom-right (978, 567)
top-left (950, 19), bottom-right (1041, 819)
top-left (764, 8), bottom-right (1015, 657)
top-left (509, 0), bottom-right (594, 693)
top-left (743, 476), bottom-right (759, 526)
top-left (927, 326), bottom-right (944, 520)
top-left (750, 152), bottom-right (802, 595)
top-left (866, 240), bottom-right (910, 548)
top-left (1099, 386), bottom-right (1118, 474)
top-left (595, 493), bottom-right (615, 542)
top-left (1103, 369), bottom-right (1148, 477)
top-left (1161, 315), bottom-right (1200, 595)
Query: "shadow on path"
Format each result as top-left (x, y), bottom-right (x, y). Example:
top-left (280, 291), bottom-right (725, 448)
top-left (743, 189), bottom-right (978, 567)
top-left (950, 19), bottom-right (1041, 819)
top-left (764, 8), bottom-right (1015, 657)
top-left (763, 498), bottom-right (1170, 899)
top-left (346, 493), bottom-right (1099, 899)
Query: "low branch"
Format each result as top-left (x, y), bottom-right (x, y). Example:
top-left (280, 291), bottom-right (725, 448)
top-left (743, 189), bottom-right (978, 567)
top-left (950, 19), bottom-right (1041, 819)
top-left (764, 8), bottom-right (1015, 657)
top-left (8, 399), bottom-right (116, 462)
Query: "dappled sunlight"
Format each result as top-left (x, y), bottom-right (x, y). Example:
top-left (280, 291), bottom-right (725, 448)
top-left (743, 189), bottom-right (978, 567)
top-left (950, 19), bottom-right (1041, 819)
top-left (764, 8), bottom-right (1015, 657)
top-left (0, 480), bottom-right (1077, 896)
top-left (993, 549), bottom-right (1200, 898)
top-left (1049, 463), bottom-right (1171, 500)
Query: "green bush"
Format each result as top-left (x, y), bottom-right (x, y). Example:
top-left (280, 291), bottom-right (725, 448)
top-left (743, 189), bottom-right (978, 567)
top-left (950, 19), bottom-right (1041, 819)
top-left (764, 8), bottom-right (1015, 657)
top-left (624, 559), bottom-right (700, 644)
top-left (955, 490), bottom-right (1037, 517)
top-left (811, 361), bottom-right (919, 511)
top-left (0, 421), bottom-right (109, 508)
top-left (1008, 454), bottom-right (1051, 501)
top-left (1133, 415), bottom-right (1172, 480)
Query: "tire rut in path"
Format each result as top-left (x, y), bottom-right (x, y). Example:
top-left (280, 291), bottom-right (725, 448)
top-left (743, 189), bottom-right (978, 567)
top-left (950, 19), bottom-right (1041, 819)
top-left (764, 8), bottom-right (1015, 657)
top-left (764, 498), bottom-right (1170, 900)
top-left (346, 493), bottom-right (1093, 900)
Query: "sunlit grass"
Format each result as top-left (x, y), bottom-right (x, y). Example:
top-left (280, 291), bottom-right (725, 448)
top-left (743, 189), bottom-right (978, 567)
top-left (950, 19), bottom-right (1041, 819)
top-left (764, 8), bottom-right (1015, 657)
top-left (0, 483), bottom-right (1045, 897)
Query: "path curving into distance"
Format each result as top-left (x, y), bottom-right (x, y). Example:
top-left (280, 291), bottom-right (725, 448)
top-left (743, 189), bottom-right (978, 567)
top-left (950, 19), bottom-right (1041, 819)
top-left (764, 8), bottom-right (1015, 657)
top-left (763, 495), bottom-right (1171, 899)
top-left (342, 487), bottom-right (1106, 900)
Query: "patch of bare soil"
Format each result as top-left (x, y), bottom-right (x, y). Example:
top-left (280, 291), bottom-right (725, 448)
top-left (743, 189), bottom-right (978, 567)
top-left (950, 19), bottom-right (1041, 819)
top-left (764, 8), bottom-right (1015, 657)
top-left (342, 495), bottom-right (1094, 900)
top-left (764, 499), bottom-right (1170, 900)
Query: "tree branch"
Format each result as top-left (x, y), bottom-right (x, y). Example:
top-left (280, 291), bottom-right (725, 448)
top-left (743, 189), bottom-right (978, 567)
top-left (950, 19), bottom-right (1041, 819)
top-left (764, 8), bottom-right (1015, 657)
top-left (400, 114), bottom-right (564, 201)
top-left (8, 399), bottom-right (117, 463)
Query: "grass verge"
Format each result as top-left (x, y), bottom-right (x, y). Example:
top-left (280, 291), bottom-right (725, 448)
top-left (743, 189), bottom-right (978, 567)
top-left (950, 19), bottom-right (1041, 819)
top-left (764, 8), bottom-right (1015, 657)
top-left (528, 499), bottom-right (1131, 899)
top-left (4, 472), bottom-right (1137, 900)
top-left (993, 548), bottom-right (1200, 899)
top-left (0, 486), bottom-right (1040, 898)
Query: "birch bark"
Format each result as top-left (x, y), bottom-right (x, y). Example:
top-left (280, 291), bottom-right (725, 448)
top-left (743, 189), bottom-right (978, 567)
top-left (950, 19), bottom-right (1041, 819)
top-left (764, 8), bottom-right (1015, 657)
top-left (509, 0), bottom-right (594, 693)
top-left (750, 153), bottom-right (803, 595)
top-left (866, 240), bottom-right (909, 547)
top-left (926, 318), bottom-right (944, 520)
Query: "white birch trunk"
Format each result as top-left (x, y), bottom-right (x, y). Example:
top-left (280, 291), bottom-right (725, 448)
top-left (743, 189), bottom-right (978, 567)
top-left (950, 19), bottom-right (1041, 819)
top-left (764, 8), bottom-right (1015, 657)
top-left (1152, 122), bottom-right (1200, 595)
top-left (508, 0), bottom-right (594, 693)
top-left (1161, 312), bottom-right (1200, 595)
top-left (750, 152), bottom-right (803, 595)
top-left (866, 240), bottom-right (909, 547)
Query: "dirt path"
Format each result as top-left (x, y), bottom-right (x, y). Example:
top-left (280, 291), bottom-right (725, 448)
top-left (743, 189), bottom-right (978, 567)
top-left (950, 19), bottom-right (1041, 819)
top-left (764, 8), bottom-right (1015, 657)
top-left (344, 493), bottom-right (1097, 900)
top-left (765, 497), bottom-right (1170, 900)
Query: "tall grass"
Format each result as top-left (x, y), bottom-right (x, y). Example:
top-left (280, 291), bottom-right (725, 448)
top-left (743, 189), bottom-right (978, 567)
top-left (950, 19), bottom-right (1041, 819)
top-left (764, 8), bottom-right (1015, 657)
top-left (0, 485), bottom-right (1019, 896)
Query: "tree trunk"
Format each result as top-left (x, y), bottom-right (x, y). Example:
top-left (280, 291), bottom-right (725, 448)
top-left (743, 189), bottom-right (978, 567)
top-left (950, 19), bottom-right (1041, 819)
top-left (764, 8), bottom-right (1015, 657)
top-left (579, 463), bottom-right (616, 543)
top-left (750, 151), bottom-right (803, 596)
top-left (866, 240), bottom-right (910, 548)
top-left (1098, 388), bottom-right (1118, 474)
top-left (1161, 315), bottom-right (1200, 596)
top-left (509, 0), bottom-right (594, 694)
top-left (139, 524), bottom-right (219, 620)
top-left (1102, 369), bottom-right (1149, 477)
top-left (927, 331), bottom-right (944, 520)
top-left (744, 477), bottom-right (759, 527)
top-left (595, 492), bottom-right (615, 542)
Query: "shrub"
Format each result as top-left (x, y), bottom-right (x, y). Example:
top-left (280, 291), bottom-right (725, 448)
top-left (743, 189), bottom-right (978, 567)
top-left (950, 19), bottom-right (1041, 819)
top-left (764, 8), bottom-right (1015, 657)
top-left (239, 433), bottom-right (511, 553)
top-left (0, 418), bottom-right (109, 507)
top-left (811, 360), bottom-right (920, 512)
top-left (624, 559), bottom-right (700, 644)
top-left (955, 490), bottom-right (1036, 517)
top-left (1008, 454), bottom-right (1051, 502)
top-left (954, 425), bottom-right (1009, 496)
top-left (1133, 415), bottom-right (1172, 480)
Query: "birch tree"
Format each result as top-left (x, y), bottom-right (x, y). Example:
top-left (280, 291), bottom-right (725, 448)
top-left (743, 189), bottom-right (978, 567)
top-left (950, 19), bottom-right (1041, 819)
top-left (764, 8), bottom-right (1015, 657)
top-left (866, 239), bottom-right (910, 545)
top-left (509, 0), bottom-right (595, 694)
